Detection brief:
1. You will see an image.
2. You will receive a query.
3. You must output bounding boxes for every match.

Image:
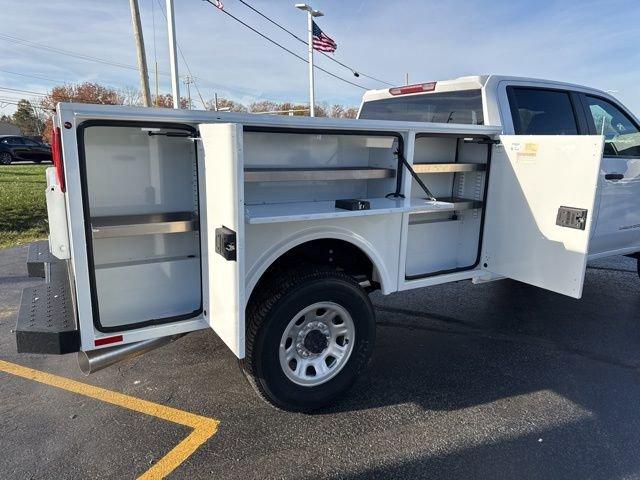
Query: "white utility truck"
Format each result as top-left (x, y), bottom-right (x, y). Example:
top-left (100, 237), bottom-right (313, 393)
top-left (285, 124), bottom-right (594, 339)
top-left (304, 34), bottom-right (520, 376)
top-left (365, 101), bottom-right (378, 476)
top-left (16, 75), bottom-right (640, 411)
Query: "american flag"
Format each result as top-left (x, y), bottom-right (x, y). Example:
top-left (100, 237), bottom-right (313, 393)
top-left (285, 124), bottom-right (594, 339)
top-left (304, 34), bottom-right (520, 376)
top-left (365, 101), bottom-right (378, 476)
top-left (312, 21), bottom-right (337, 53)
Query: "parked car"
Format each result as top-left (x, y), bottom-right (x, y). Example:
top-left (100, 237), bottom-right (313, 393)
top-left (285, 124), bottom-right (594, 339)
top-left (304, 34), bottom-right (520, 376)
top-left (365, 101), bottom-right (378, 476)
top-left (0, 135), bottom-right (52, 164)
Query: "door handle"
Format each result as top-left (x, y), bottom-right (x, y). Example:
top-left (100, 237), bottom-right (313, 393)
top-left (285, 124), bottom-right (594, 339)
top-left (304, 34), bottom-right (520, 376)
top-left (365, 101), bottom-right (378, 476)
top-left (605, 173), bottom-right (624, 181)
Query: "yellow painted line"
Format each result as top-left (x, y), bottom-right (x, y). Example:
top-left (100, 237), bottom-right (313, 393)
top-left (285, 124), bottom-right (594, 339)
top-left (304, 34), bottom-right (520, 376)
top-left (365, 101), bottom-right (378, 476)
top-left (0, 360), bottom-right (219, 479)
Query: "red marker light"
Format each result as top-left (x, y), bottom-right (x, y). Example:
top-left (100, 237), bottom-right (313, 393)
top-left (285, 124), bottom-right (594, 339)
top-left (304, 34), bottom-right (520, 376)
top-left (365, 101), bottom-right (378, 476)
top-left (51, 127), bottom-right (65, 192)
top-left (95, 335), bottom-right (123, 347)
top-left (389, 82), bottom-right (437, 96)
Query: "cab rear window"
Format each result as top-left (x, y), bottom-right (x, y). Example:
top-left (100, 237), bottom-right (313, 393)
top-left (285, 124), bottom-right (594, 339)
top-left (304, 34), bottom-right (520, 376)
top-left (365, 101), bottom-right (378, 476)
top-left (359, 90), bottom-right (484, 125)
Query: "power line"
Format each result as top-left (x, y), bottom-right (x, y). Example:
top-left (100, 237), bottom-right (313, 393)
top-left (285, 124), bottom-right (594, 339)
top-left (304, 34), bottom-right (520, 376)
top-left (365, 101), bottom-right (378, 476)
top-left (201, 0), bottom-right (367, 90)
top-left (234, 0), bottom-right (394, 86)
top-left (0, 86), bottom-right (47, 97)
top-left (0, 31), bottom-right (262, 101)
top-left (0, 33), bottom-right (141, 72)
top-left (0, 69), bottom-right (67, 85)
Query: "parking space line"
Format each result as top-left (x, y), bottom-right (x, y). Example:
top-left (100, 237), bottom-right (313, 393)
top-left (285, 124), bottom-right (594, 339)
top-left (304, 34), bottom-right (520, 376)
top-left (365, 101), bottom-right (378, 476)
top-left (0, 360), bottom-right (219, 479)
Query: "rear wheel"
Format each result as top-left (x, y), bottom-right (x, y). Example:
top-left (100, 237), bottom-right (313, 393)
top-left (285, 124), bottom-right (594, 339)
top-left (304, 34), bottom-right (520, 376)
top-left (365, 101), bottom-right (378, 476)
top-left (241, 268), bottom-right (376, 412)
top-left (0, 152), bottom-right (12, 165)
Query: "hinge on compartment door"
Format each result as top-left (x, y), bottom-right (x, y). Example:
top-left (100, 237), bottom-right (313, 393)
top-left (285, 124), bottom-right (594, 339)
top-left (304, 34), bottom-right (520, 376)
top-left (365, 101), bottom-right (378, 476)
top-left (215, 227), bottom-right (237, 261)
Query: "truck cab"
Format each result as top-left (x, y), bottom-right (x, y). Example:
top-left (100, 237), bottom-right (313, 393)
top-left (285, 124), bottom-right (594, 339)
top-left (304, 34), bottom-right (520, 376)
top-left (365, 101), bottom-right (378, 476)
top-left (359, 75), bottom-right (640, 260)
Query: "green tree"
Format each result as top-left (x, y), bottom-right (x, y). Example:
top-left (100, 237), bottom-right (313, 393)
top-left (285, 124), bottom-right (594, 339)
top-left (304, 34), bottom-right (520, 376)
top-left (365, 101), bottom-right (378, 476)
top-left (12, 99), bottom-right (44, 136)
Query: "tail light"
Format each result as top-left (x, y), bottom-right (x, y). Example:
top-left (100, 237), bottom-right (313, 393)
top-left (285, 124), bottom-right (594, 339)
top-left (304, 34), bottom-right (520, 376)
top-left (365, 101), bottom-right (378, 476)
top-left (389, 82), bottom-right (437, 96)
top-left (51, 126), bottom-right (65, 192)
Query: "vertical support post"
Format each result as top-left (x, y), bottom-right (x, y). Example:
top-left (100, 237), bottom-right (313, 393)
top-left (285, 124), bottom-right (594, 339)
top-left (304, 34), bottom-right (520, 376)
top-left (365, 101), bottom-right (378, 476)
top-left (307, 11), bottom-right (315, 117)
top-left (154, 61), bottom-right (159, 106)
top-left (165, 0), bottom-right (180, 109)
top-left (129, 0), bottom-right (151, 107)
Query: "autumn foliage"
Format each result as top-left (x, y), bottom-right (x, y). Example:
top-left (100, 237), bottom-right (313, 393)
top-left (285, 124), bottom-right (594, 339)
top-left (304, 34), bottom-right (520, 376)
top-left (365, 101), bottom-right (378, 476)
top-left (37, 81), bottom-right (359, 142)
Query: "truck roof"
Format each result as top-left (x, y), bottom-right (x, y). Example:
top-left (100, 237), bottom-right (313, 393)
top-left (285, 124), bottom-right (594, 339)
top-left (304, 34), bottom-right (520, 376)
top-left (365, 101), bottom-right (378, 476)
top-left (361, 74), bottom-right (609, 103)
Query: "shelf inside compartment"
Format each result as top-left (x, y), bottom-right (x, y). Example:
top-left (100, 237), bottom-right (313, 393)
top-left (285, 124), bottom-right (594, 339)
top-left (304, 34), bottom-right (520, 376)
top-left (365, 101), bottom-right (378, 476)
top-left (245, 196), bottom-right (483, 224)
top-left (412, 163), bottom-right (486, 174)
top-left (91, 212), bottom-right (198, 239)
top-left (408, 197), bottom-right (483, 214)
top-left (244, 167), bottom-right (395, 183)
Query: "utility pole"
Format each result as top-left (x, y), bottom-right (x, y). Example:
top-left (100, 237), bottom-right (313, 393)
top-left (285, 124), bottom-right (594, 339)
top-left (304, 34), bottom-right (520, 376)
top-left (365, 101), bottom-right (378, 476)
top-left (295, 4), bottom-right (324, 117)
top-left (183, 75), bottom-right (195, 109)
top-left (165, 0), bottom-right (180, 109)
top-left (129, 0), bottom-right (151, 107)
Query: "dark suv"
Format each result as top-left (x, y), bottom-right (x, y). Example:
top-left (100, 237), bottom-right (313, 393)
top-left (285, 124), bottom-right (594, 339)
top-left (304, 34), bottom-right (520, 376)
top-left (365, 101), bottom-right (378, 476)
top-left (0, 135), bottom-right (52, 165)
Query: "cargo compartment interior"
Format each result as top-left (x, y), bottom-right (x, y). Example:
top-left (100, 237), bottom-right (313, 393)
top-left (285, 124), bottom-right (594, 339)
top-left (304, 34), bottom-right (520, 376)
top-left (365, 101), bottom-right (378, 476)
top-left (242, 129), bottom-right (400, 223)
top-left (81, 124), bottom-right (201, 330)
top-left (404, 135), bottom-right (491, 279)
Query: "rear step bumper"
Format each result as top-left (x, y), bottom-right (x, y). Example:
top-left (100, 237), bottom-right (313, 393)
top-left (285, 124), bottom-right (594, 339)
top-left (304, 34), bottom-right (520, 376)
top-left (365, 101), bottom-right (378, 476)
top-left (16, 244), bottom-right (80, 354)
top-left (26, 241), bottom-right (58, 278)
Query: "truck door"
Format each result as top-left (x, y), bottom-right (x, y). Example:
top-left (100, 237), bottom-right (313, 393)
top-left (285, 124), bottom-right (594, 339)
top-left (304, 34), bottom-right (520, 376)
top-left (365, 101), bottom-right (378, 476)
top-left (481, 135), bottom-right (604, 298)
top-left (197, 123), bottom-right (246, 358)
top-left (579, 94), bottom-right (640, 255)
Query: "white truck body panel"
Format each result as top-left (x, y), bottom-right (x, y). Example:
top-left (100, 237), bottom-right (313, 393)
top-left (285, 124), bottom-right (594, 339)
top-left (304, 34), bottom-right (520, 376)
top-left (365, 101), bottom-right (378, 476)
top-left (199, 123), bottom-right (246, 357)
top-left (45, 167), bottom-right (70, 260)
top-left (482, 135), bottom-right (604, 298)
top-left (49, 102), bottom-right (606, 357)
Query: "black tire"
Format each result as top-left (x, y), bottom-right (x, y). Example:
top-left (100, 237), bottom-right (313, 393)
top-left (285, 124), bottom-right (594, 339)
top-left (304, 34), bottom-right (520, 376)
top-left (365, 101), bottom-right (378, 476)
top-left (241, 267), bottom-right (376, 412)
top-left (637, 258), bottom-right (640, 279)
top-left (0, 152), bottom-right (12, 165)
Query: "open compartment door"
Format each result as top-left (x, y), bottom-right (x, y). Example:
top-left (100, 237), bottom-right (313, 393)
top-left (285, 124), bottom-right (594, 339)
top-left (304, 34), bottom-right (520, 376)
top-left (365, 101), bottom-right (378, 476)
top-left (198, 123), bottom-right (246, 357)
top-left (481, 135), bottom-right (604, 298)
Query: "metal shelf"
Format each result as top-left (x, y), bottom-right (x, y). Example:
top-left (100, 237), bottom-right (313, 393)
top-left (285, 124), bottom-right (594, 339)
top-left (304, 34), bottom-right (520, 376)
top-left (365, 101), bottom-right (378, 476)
top-left (244, 167), bottom-right (395, 182)
top-left (408, 197), bottom-right (483, 213)
top-left (91, 212), bottom-right (198, 239)
top-left (245, 195), bottom-right (482, 225)
top-left (412, 163), bottom-right (486, 173)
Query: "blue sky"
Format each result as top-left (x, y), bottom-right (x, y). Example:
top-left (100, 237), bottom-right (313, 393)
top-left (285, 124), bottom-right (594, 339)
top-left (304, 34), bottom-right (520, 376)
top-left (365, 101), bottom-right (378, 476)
top-left (1, 0), bottom-right (639, 116)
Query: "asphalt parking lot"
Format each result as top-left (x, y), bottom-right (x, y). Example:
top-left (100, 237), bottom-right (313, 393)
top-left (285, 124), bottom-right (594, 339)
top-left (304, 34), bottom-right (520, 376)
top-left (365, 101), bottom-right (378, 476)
top-left (2, 244), bottom-right (640, 479)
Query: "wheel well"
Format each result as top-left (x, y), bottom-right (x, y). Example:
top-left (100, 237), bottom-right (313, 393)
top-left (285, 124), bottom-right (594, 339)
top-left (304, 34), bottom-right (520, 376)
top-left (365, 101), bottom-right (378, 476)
top-left (250, 239), bottom-right (377, 304)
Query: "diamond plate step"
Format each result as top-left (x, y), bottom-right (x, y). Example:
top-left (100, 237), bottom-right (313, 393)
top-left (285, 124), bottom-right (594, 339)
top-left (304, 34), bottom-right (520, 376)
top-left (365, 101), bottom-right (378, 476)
top-left (26, 241), bottom-right (60, 278)
top-left (16, 260), bottom-right (79, 354)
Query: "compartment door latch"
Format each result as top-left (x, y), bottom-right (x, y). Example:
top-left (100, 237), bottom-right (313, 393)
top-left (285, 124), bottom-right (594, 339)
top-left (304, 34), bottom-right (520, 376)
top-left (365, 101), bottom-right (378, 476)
top-left (556, 206), bottom-right (588, 230)
top-left (215, 226), bottom-right (237, 261)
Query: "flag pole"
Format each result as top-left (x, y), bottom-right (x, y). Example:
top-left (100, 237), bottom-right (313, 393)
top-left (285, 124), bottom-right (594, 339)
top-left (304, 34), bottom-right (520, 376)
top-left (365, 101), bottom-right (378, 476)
top-left (306, 10), bottom-right (315, 117)
top-left (295, 4), bottom-right (324, 117)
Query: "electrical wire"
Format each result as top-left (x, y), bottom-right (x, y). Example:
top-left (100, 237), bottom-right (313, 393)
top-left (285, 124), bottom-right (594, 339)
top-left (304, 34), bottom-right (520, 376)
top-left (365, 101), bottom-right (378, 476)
top-left (234, 0), bottom-right (395, 86)
top-left (202, 0), bottom-right (367, 90)
top-left (0, 69), bottom-right (67, 85)
top-left (0, 32), bottom-right (250, 103)
top-left (0, 86), bottom-right (47, 97)
top-left (0, 33), bottom-right (141, 72)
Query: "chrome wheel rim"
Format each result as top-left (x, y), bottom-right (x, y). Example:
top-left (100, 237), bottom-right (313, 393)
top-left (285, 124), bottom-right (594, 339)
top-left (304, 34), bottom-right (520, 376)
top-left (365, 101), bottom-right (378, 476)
top-left (279, 301), bottom-right (355, 387)
top-left (0, 152), bottom-right (11, 164)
